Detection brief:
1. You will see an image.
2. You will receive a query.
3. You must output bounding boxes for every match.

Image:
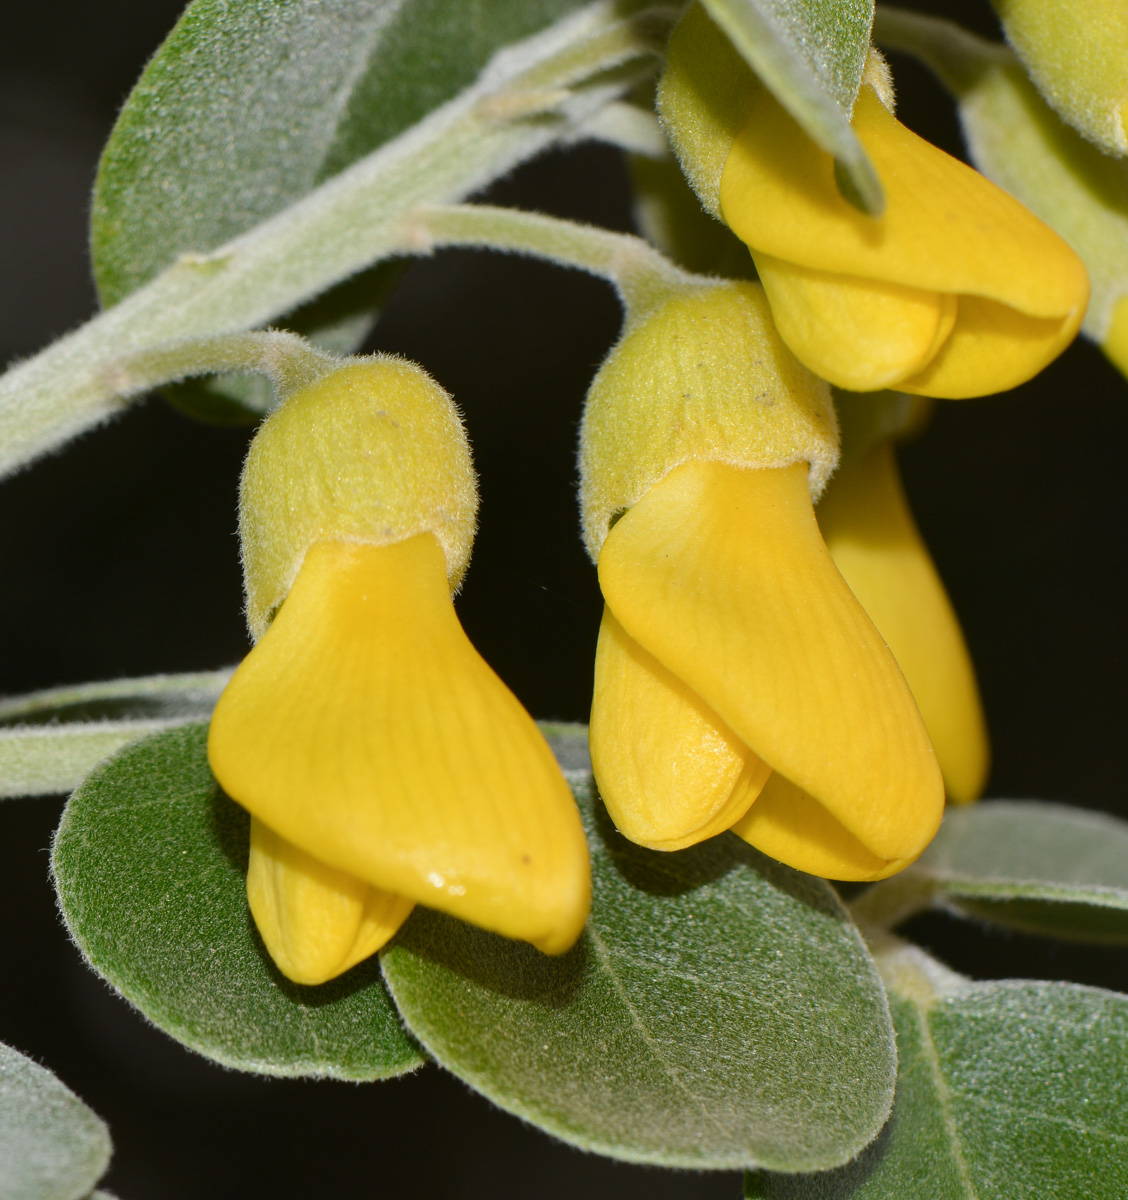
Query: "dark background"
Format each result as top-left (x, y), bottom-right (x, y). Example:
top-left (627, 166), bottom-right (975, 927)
top-left (1, 2), bottom-right (1125, 1197)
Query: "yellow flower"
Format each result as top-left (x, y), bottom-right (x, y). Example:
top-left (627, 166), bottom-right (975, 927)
top-left (580, 282), bottom-right (945, 881)
top-left (874, 9), bottom-right (1128, 381)
top-left (659, 4), bottom-right (1089, 399)
top-left (816, 393), bottom-right (990, 805)
top-left (208, 358), bottom-right (590, 984)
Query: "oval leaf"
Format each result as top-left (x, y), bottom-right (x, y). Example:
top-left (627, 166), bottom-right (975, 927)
top-left (917, 800), bottom-right (1128, 942)
top-left (747, 971), bottom-right (1128, 1198)
top-left (0, 1041), bottom-right (111, 1200)
top-left (52, 723), bottom-right (424, 1080)
top-left (381, 728), bottom-right (895, 1172)
top-left (701, 0), bottom-right (882, 212)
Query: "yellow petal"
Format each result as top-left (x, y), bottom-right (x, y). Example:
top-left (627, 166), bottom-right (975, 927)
top-left (590, 605), bottom-right (770, 850)
top-left (247, 817), bottom-right (414, 985)
top-left (720, 84), bottom-right (1088, 396)
top-left (209, 534), bottom-right (591, 956)
top-left (730, 773), bottom-right (916, 882)
top-left (818, 441), bottom-right (989, 804)
top-left (721, 85), bottom-right (1088, 315)
top-left (897, 295), bottom-right (1084, 399)
top-left (599, 460), bottom-right (944, 863)
top-left (755, 254), bottom-right (957, 392)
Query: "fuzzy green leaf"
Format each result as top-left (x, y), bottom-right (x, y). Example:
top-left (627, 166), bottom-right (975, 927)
top-left (381, 726), bottom-right (895, 1172)
top-left (746, 948), bottom-right (1128, 1198)
top-left (0, 1041), bottom-right (111, 1200)
top-left (51, 723), bottom-right (424, 1080)
top-left (0, 2), bottom-right (663, 476)
top-left (917, 800), bottom-right (1128, 942)
top-left (701, 0), bottom-right (882, 212)
top-left (0, 670), bottom-right (232, 799)
top-left (90, 0), bottom-right (607, 416)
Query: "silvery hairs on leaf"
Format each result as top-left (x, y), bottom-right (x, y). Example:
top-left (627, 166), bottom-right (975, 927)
top-left (0, 1040), bottom-right (112, 1200)
top-left (383, 726), bottom-right (896, 1173)
top-left (52, 723), bottom-right (425, 1080)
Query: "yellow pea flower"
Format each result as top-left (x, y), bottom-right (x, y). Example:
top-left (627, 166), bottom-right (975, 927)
top-left (580, 281), bottom-right (945, 880)
top-left (873, 8), bottom-right (1128, 381)
top-left (659, 4), bottom-right (1089, 399)
top-left (816, 392), bottom-right (989, 805)
top-left (208, 357), bottom-right (590, 984)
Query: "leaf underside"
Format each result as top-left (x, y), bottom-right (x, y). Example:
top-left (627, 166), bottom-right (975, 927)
top-left (701, 0), bottom-right (882, 212)
top-left (918, 800), bottom-right (1128, 943)
top-left (0, 1040), bottom-right (112, 1200)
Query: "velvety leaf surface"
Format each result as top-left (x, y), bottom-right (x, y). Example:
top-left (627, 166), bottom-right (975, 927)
top-left (89, 0), bottom-right (593, 414)
top-left (701, 0), bottom-right (881, 211)
top-left (52, 723), bottom-right (423, 1080)
top-left (0, 670), bottom-right (234, 799)
top-left (93, 0), bottom-right (595, 300)
top-left (0, 1041), bottom-right (111, 1200)
top-left (746, 974), bottom-right (1128, 1198)
top-left (382, 726), bottom-right (895, 1171)
top-left (917, 800), bottom-right (1128, 942)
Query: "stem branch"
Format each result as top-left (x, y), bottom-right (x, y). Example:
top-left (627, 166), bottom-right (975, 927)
top-left (410, 203), bottom-right (704, 319)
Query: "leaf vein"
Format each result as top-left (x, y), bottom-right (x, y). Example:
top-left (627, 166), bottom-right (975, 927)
top-left (587, 924), bottom-right (714, 1120)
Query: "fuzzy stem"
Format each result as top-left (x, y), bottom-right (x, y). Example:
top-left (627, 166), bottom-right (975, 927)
top-left (410, 202), bottom-right (705, 320)
top-left (849, 867), bottom-right (941, 931)
top-left (105, 331), bottom-right (338, 410)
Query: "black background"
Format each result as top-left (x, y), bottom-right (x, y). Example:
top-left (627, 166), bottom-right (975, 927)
top-left (1, 2), bottom-right (1125, 1196)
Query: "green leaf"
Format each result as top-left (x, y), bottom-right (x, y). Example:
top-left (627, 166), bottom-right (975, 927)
top-left (90, 0), bottom-right (610, 417)
top-left (51, 723), bottom-right (424, 1080)
top-left (916, 800), bottom-right (1128, 942)
top-left (0, 669), bottom-right (232, 725)
top-left (874, 7), bottom-right (1128, 348)
top-left (381, 726), bottom-right (895, 1172)
top-left (0, 4), bottom-right (664, 478)
top-left (701, 0), bottom-right (882, 212)
top-left (0, 670), bottom-right (233, 799)
top-left (746, 945), bottom-right (1128, 1198)
top-left (0, 1041), bottom-right (111, 1200)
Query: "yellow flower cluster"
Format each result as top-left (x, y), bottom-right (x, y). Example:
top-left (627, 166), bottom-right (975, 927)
top-left (209, 2), bottom-right (1093, 985)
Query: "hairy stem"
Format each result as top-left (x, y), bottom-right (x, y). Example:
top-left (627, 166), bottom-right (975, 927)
top-left (410, 203), bottom-right (704, 319)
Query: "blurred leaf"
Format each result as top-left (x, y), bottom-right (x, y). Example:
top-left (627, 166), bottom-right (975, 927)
top-left (0, 1041), bottom-right (111, 1200)
top-left (747, 949), bottom-right (1128, 1198)
top-left (52, 724), bottom-right (424, 1080)
top-left (701, 0), bottom-right (882, 212)
top-left (90, 0), bottom-right (609, 416)
top-left (917, 800), bottom-right (1128, 942)
top-left (0, 670), bottom-right (232, 799)
top-left (382, 730), bottom-right (895, 1172)
top-left (0, 669), bottom-right (232, 725)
